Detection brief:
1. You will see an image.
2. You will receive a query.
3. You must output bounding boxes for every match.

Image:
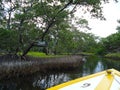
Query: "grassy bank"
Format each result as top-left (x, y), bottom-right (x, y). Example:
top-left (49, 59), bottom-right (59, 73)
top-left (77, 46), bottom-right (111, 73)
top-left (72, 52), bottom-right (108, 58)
top-left (0, 55), bottom-right (83, 80)
top-left (78, 52), bottom-right (95, 56)
top-left (27, 52), bottom-right (65, 58)
top-left (105, 53), bottom-right (120, 60)
top-left (27, 52), bottom-right (95, 57)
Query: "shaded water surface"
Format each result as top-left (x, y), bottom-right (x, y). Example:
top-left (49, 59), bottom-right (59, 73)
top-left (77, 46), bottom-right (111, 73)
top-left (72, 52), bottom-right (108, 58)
top-left (0, 56), bottom-right (120, 90)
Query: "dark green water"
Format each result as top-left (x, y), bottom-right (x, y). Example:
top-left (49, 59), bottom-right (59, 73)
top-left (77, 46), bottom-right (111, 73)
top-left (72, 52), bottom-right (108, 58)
top-left (0, 56), bottom-right (120, 90)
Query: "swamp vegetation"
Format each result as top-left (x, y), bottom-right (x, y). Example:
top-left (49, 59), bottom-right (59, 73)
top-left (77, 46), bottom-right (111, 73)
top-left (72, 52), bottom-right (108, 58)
top-left (0, 0), bottom-right (120, 58)
top-left (0, 55), bottom-right (83, 79)
top-left (0, 0), bottom-right (120, 89)
top-left (0, 0), bottom-right (119, 57)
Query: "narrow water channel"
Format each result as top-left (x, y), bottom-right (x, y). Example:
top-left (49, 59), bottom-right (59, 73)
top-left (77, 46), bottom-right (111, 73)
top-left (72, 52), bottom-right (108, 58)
top-left (0, 56), bottom-right (120, 90)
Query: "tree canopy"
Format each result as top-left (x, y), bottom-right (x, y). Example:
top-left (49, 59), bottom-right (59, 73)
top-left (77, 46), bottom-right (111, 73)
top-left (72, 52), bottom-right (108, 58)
top-left (0, 0), bottom-right (116, 57)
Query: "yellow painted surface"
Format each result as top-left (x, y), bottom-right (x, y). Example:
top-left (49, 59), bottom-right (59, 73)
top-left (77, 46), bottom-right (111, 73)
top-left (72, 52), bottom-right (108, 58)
top-left (113, 69), bottom-right (120, 76)
top-left (47, 71), bottom-right (105, 90)
top-left (95, 74), bottom-right (114, 90)
top-left (46, 69), bottom-right (120, 90)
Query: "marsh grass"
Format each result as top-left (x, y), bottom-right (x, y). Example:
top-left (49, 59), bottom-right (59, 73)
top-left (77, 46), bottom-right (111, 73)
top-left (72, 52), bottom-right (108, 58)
top-left (0, 55), bottom-right (83, 79)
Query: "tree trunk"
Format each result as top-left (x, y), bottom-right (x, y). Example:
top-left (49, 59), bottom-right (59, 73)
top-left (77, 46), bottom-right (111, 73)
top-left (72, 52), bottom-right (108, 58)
top-left (21, 0), bottom-right (73, 58)
top-left (7, 12), bottom-right (11, 30)
top-left (22, 42), bottom-right (34, 57)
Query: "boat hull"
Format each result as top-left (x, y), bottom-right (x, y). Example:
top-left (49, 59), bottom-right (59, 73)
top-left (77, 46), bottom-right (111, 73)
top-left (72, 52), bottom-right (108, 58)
top-left (47, 69), bottom-right (120, 90)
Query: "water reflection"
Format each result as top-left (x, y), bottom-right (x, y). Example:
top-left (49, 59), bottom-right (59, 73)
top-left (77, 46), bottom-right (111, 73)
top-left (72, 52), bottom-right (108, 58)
top-left (0, 83), bottom-right (17, 90)
top-left (32, 73), bottom-right (70, 89)
top-left (0, 56), bottom-right (120, 90)
top-left (103, 58), bottom-right (120, 71)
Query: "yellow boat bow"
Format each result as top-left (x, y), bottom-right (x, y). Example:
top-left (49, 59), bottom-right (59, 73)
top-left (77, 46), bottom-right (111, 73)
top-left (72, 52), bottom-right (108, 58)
top-left (47, 69), bottom-right (120, 90)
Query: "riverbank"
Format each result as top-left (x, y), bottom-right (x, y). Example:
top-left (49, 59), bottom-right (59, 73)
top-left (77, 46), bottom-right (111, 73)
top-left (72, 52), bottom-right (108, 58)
top-left (105, 53), bottom-right (120, 60)
top-left (0, 55), bottom-right (83, 80)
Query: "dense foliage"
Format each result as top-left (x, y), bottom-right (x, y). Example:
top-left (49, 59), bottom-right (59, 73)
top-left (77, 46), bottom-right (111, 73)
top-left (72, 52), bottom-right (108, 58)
top-left (0, 0), bottom-right (115, 57)
top-left (97, 20), bottom-right (120, 55)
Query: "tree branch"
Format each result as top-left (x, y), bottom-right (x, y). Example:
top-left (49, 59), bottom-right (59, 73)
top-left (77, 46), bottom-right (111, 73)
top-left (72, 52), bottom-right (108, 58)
top-left (21, 0), bottom-right (73, 57)
top-left (41, 0), bottom-right (73, 41)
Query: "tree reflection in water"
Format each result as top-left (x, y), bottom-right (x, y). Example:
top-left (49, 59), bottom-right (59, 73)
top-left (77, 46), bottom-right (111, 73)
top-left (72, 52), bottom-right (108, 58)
top-left (33, 73), bottom-right (70, 89)
top-left (0, 56), bottom-right (120, 90)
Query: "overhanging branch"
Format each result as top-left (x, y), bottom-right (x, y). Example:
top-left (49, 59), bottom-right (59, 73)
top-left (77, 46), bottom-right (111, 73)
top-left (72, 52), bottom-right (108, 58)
top-left (41, 0), bottom-right (73, 41)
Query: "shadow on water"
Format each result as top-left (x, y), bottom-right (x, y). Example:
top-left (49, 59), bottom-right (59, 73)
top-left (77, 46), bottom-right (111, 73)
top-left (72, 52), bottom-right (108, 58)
top-left (0, 56), bottom-right (120, 90)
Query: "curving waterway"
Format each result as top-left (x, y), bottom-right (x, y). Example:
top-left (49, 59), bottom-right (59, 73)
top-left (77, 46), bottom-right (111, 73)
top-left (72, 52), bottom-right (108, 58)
top-left (0, 56), bottom-right (120, 90)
